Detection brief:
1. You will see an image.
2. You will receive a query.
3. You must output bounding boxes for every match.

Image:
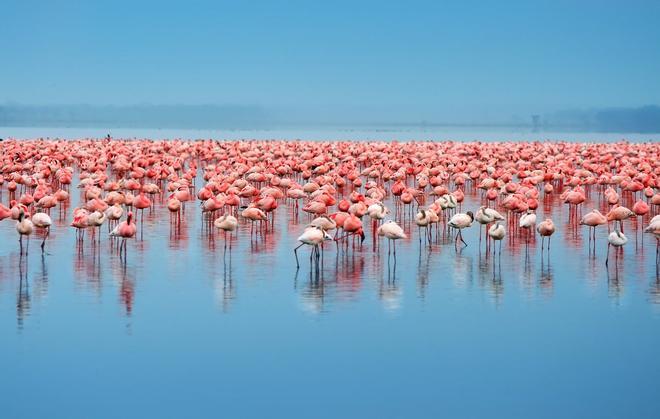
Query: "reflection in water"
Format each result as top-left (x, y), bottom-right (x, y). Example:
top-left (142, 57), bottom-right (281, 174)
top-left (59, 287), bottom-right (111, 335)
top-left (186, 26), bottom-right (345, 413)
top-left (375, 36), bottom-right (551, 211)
top-left (298, 270), bottom-right (326, 314)
top-left (416, 250), bottom-right (432, 299)
top-left (215, 255), bottom-right (236, 313)
top-left (539, 254), bottom-right (554, 299)
top-left (115, 262), bottom-right (135, 318)
top-left (1, 166), bottom-right (659, 330)
top-left (379, 273), bottom-right (401, 312)
top-left (17, 255), bottom-right (30, 330)
top-left (649, 279), bottom-right (660, 305)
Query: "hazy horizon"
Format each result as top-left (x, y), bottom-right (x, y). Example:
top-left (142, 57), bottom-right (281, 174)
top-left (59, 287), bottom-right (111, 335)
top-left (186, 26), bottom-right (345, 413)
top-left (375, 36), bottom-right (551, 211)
top-left (2, 1), bottom-right (659, 127)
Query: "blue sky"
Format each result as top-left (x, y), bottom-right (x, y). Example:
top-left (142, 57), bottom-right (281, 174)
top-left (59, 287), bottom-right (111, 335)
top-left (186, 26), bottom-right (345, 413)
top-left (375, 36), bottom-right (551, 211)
top-left (1, 0), bottom-right (659, 121)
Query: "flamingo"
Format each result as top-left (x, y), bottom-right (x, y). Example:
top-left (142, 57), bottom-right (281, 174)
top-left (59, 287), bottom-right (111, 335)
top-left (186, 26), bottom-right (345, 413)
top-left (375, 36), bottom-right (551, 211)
top-left (241, 206), bottom-right (268, 235)
top-left (167, 194), bottom-right (182, 224)
top-left (32, 212), bottom-right (52, 252)
top-left (377, 220), bottom-right (407, 258)
top-left (294, 225), bottom-right (333, 268)
top-left (16, 209), bottom-right (34, 255)
top-left (580, 209), bottom-right (607, 244)
top-left (606, 206), bottom-right (634, 233)
top-left (105, 204), bottom-right (124, 231)
top-left (448, 211), bottom-right (474, 248)
top-left (214, 214), bottom-right (238, 252)
top-left (335, 214), bottom-right (365, 246)
top-left (87, 210), bottom-right (107, 242)
top-left (475, 206), bottom-right (505, 246)
top-left (606, 229), bottom-right (628, 266)
top-left (536, 218), bottom-right (556, 252)
top-left (488, 222), bottom-right (505, 255)
top-left (110, 211), bottom-right (137, 257)
top-left (414, 209), bottom-right (432, 245)
top-left (519, 210), bottom-right (537, 246)
top-left (70, 209), bottom-right (89, 242)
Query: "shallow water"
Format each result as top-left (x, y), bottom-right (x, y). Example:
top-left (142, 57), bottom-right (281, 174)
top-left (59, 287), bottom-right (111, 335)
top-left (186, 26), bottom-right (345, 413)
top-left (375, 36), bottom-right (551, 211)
top-left (1, 170), bottom-right (660, 419)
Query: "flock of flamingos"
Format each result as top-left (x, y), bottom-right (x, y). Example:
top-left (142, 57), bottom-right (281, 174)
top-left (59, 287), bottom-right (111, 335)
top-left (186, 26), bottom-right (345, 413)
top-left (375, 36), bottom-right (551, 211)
top-left (0, 138), bottom-right (659, 270)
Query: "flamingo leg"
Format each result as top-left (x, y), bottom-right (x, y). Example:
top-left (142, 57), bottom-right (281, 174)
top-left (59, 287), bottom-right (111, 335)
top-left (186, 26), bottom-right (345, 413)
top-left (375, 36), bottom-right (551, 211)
top-left (606, 243), bottom-right (610, 266)
top-left (41, 227), bottom-right (49, 252)
top-left (294, 243), bottom-right (304, 268)
top-left (459, 230), bottom-right (467, 247)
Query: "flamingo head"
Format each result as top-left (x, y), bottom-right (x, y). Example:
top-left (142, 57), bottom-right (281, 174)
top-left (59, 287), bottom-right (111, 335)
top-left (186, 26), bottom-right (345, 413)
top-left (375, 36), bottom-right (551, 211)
top-left (466, 211), bottom-right (474, 221)
top-left (127, 211), bottom-right (134, 223)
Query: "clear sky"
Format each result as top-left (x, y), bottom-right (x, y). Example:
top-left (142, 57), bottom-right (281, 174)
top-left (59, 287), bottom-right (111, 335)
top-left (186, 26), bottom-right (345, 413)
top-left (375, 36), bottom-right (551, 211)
top-left (2, 0), bottom-right (659, 122)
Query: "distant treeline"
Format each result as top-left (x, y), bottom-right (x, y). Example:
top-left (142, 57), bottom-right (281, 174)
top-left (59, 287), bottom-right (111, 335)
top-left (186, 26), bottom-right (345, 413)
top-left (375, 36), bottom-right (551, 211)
top-left (1, 104), bottom-right (659, 132)
top-left (543, 106), bottom-right (660, 133)
top-left (0, 104), bottom-right (269, 129)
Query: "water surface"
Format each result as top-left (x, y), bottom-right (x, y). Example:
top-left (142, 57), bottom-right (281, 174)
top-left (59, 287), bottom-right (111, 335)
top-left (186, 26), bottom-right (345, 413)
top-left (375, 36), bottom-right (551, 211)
top-left (1, 164), bottom-right (659, 419)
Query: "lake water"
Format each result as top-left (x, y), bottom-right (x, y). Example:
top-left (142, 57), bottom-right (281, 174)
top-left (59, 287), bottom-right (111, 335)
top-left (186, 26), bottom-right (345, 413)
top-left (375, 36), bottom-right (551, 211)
top-left (3, 125), bottom-right (660, 143)
top-left (1, 133), bottom-right (660, 419)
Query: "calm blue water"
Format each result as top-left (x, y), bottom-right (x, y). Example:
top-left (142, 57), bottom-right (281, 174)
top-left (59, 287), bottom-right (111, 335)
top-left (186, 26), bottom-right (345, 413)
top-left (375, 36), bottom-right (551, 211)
top-left (1, 160), bottom-right (659, 418)
top-left (3, 125), bottom-right (660, 142)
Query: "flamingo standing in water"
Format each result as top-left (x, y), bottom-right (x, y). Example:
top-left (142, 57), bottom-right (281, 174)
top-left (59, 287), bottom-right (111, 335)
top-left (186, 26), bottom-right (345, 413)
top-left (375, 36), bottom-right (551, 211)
top-left (214, 214), bottom-right (238, 252)
top-left (606, 229), bottom-right (628, 266)
top-left (367, 202), bottom-right (389, 245)
top-left (167, 194), bottom-right (182, 225)
top-left (70, 209), bottom-right (89, 242)
top-left (475, 206), bottom-right (505, 247)
top-left (87, 210), bottom-right (107, 243)
top-left (414, 209), bottom-right (432, 245)
top-left (16, 209), bottom-right (34, 255)
top-left (335, 213), bottom-right (365, 247)
top-left (580, 209), bottom-right (607, 244)
top-left (32, 212), bottom-right (52, 252)
top-left (241, 206), bottom-right (268, 235)
top-left (488, 222), bottom-right (505, 255)
top-left (519, 210), bottom-right (537, 247)
top-left (110, 211), bottom-right (137, 258)
top-left (448, 211), bottom-right (474, 249)
top-left (105, 203), bottom-right (124, 231)
top-left (134, 192), bottom-right (152, 237)
top-left (377, 220), bottom-right (407, 258)
top-left (536, 218), bottom-right (556, 252)
top-left (294, 225), bottom-right (332, 268)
